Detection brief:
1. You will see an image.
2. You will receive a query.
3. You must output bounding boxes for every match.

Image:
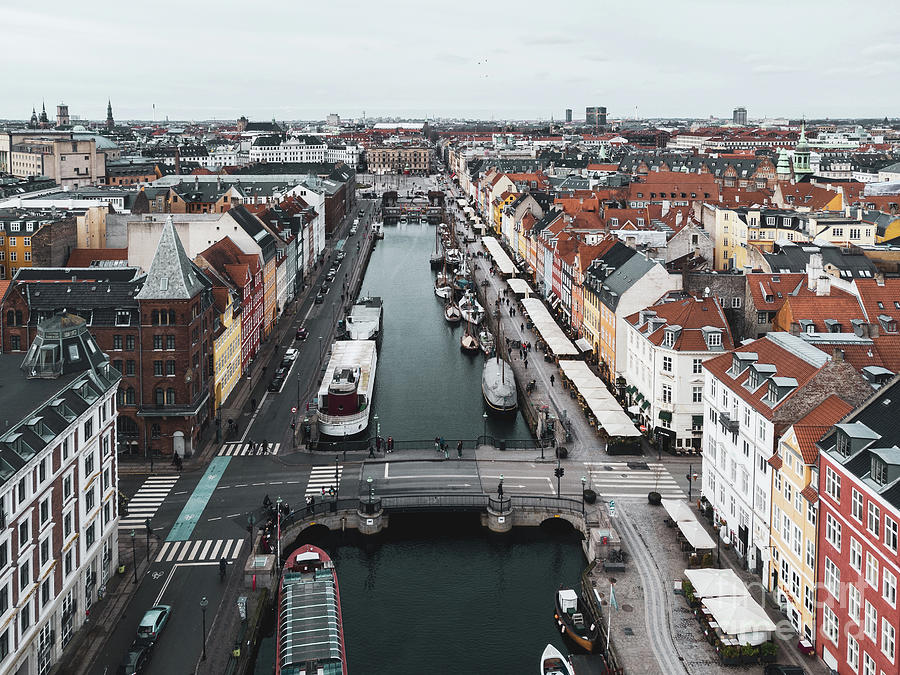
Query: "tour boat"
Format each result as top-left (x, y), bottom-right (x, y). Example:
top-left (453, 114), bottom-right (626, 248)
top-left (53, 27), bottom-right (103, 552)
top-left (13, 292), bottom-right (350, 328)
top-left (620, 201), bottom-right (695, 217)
top-left (316, 340), bottom-right (377, 437)
top-left (373, 223), bottom-right (385, 239)
top-left (430, 225), bottom-right (444, 268)
top-left (444, 302), bottom-right (462, 324)
top-left (540, 644), bottom-right (574, 675)
top-left (276, 544), bottom-right (347, 675)
top-left (482, 355), bottom-right (517, 413)
top-left (554, 589), bottom-right (600, 653)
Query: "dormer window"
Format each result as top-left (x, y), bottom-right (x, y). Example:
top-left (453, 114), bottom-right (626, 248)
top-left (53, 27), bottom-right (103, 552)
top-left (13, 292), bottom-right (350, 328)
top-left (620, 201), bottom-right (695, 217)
top-left (799, 319), bottom-right (815, 334)
top-left (706, 331), bottom-right (721, 348)
top-left (836, 432), bottom-right (850, 457)
top-left (663, 331), bottom-right (675, 348)
top-left (878, 314), bottom-right (897, 333)
top-left (873, 456), bottom-right (889, 485)
top-left (824, 319), bottom-right (842, 333)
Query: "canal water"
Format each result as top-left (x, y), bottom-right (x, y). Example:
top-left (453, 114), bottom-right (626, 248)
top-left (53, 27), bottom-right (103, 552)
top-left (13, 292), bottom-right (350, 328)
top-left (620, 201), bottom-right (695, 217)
top-left (358, 221), bottom-right (531, 442)
top-left (296, 515), bottom-right (586, 674)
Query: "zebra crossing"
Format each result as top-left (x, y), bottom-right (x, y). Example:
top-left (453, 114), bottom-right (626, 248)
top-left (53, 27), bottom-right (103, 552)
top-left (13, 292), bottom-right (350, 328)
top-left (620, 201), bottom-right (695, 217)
top-left (155, 538), bottom-right (244, 564)
top-left (119, 476), bottom-right (179, 530)
top-left (586, 461), bottom-right (685, 500)
top-left (306, 464), bottom-right (343, 498)
top-left (217, 441), bottom-right (282, 457)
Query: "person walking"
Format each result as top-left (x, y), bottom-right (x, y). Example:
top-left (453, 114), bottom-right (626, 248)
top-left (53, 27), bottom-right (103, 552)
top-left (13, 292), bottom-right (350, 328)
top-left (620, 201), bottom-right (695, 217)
top-left (457, 440), bottom-right (463, 459)
top-left (434, 437), bottom-right (441, 454)
top-left (550, 374), bottom-right (555, 386)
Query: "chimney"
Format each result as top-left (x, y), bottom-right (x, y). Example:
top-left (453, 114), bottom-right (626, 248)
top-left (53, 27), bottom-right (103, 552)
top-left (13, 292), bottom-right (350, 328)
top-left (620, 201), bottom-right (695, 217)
top-left (816, 274), bottom-right (831, 296)
top-left (869, 322), bottom-right (880, 338)
top-left (832, 348), bottom-right (844, 362)
top-left (806, 253), bottom-right (824, 291)
top-left (875, 272), bottom-right (885, 286)
top-left (790, 322), bottom-right (801, 335)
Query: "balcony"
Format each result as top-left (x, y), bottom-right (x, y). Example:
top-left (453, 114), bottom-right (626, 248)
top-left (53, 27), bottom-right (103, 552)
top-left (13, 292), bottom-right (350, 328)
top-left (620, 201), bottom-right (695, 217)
top-left (718, 410), bottom-right (739, 433)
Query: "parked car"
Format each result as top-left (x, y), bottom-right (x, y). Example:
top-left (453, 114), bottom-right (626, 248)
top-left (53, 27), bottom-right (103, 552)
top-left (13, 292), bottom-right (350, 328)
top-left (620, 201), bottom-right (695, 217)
top-left (358, 208), bottom-right (365, 217)
top-left (269, 368), bottom-right (288, 392)
top-left (282, 348), bottom-right (299, 363)
top-left (136, 605), bottom-right (171, 643)
top-left (763, 667), bottom-right (806, 675)
top-left (295, 326), bottom-right (309, 340)
top-left (336, 251), bottom-right (346, 262)
top-left (326, 270), bottom-right (336, 282)
top-left (118, 641), bottom-right (152, 675)
top-left (349, 226), bottom-right (357, 235)
top-left (315, 291), bottom-right (325, 304)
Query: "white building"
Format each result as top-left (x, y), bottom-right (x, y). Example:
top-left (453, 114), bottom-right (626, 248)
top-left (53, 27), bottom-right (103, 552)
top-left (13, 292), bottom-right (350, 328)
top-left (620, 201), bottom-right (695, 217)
top-left (249, 136), bottom-right (326, 164)
top-left (623, 295), bottom-right (732, 454)
top-left (325, 144), bottom-right (360, 166)
top-left (700, 331), bottom-right (867, 584)
top-left (0, 314), bottom-right (120, 675)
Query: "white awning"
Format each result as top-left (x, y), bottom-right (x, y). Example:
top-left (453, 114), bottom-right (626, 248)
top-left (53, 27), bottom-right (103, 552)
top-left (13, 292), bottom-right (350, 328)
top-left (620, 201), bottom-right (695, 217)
top-left (662, 499), bottom-right (695, 523)
top-left (522, 297), bottom-right (579, 356)
top-left (557, 360), bottom-right (641, 438)
top-left (482, 236), bottom-right (517, 276)
top-left (701, 596), bottom-right (777, 644)
top-left (684, 568), bottom-right (751, 600)
top-left (507, 278), bottom-right (531, 296)
top-left (575, 337), bottom-right (593, 353)
top-left (677, 520), bottom-right (716, 550)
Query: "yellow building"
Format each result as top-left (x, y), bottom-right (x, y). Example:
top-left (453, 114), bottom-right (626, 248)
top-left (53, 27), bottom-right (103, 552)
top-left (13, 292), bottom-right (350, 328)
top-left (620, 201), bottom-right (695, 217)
top-left (493, 192), bottom-right (516, 239)
top-left (582, 281), bottom-right (601, 356)
top-left (767, 395), bottom-right (851, 644)
top-left (212, 289), bottom-right (242, 409)
top-left (262, 255), bottom-right (277, 337)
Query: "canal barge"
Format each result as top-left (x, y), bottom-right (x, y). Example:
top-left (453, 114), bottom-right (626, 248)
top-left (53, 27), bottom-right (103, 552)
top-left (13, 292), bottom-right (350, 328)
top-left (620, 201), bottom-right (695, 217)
top-left (316, 340), bottom-right (377, 437)
top-left (341, 297), bottom-right (383, 344)
top-left (276, 544), bottom-right (347, 675)
top-left (482, 355), bottom-right (517, 413)
top-left (554, 589), bottom-right (600, 653)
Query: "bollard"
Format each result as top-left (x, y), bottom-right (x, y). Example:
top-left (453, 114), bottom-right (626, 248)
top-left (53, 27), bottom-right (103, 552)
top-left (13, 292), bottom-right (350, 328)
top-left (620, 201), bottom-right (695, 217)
top-left (252, 574), bottom-right (256, 591)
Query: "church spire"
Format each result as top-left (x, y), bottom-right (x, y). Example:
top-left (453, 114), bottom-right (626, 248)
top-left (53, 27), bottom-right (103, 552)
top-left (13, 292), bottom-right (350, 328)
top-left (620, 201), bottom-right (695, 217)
top-left (106, 99), bottom-right (114, 129)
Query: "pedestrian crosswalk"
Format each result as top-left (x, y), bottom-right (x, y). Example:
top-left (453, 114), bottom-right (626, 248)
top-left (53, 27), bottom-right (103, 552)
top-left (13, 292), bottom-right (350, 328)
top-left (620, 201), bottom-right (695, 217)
top-left (306, 464), bottom-right (343, 498)
top-left (586, 461), bottom-right (685, 500)
top-left (217, 441), bottom-right (282, 457)
top-left (154, 538), bottom-right (244, 564)
top-left (119, 476), bottom-right (179, 530)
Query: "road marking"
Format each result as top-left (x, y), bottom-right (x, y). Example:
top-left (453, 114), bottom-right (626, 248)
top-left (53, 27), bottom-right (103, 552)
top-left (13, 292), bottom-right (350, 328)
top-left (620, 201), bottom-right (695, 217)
top-left (200, 540), bottom-right (213, 559)
top-left (305, 465), bottom-right (343, 497)
top-left (240, 391), bottom-right (270, 442)
top-left (166, 457), bottom-right (230, 542)
top-left (207, 516), bottom-right (222, 522)
top-left (119, 476), bottom-right (179, 530)
top-left (154, 538), bottom-right (244, 564)
top-left (384, 464), bottom-right (390, 479)
top-left (217, 442), bottom-right (282, 457)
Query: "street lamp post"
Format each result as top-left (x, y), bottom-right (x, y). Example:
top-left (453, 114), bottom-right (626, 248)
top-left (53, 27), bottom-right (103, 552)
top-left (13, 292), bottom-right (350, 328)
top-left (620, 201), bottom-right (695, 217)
top-left (482, 412), bottom-right (488, 446)
top-left (334, 456), bottom-right (340, 509)
top-left (319, 336), bottom-right (324, 366)
top-left (276, 497), bottom-right (283, 570)
top-left (200, 596), bottom-right (209, 661)
top-left (581, 476), bottom-right (586, 516)
top-left (130, 530), bottom-right (137, 584)
top-left (367, 476), bottom-right (374, 504)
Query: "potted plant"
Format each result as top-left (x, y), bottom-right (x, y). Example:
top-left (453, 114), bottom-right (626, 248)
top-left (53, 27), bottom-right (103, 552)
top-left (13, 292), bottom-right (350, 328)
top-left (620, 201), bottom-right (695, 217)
top-left (701, 552), bottom-right (713, 568)
top-left (740, 643), bottom-right (758, 664)
top-left (759, 641), bottom-right (777, 663)
top-left (719, 645), bottom-right (740, 666)
top-left (682, 580), bottom-right (696, 605)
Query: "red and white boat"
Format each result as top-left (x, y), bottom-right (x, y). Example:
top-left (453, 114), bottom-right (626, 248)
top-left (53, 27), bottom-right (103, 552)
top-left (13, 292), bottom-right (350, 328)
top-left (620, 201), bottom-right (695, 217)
top-left (276, 544), bottom-right (347, 675)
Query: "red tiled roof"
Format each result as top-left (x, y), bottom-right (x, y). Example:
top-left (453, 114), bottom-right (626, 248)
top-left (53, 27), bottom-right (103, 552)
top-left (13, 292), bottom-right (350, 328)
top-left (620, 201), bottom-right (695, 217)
top-left (625, 296), bottom-right (734, 352)
top-left (66, 248), bottom-right (129, 267)
top-left (800, 485), bottom-right (818, 503)
top-left (778, 182), bottom-right (841, 210)
top-left (747, 273), bottom-right (809, 311)
top-left (777, 291), bottom-right (864, 332)
top-left (0, 280), bottom-right (10, 302)
top-left (767, 455), bottom-right (783, 469)
top-left (855, 279), bottom-right (900, 324)
top-left (719, 187), bottom-right (774, 208)
top-left (790, 394), bottom-right (853, 464)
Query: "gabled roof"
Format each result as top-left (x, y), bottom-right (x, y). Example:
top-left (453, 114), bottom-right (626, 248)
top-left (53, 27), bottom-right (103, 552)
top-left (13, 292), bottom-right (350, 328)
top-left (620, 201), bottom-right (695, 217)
top-left (625, 296), bottom-right (734, 352)
top-left (778, 290), bottom-right (865, 332)
top-left (790, 394), bottom-right (853, 464)
top-left (747, 273), bottom-right (809, 311)
top-left (135, 216), bottom-right (206, 301)
top-left (855, 278), bottom-right (900, 324)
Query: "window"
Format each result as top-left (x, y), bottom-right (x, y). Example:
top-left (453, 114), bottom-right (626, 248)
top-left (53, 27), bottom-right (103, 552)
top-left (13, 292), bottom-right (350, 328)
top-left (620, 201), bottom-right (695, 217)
top-left (883, 618), bottom-right (896, 661)
top-left (826, 513), bottom-right (842, 549)
top-left (153, 335), bottom-right (163, 350)
top-left (823, 605), bottom-right (838, 644)
top-left (707, 332), bottom-right (721, 347)
top-left (153, 360), bottom-right (163, 376)
top-left (731, 296), bottom-right (742, 308)
top-left (39, 538), bottom-right (48, 566)
top-left (167, 335), bottom-right (175, 350)
top-left (662, 356), bottom-right (672, 372)
top-left (166, 388), bottom-right (175, 405)
top-left (63, 512), bottom-right (71, 537)
top-left (19, 560), bottom-right (29, 590)
top-left (884, 569), bottom-right (897, 607)
top-left (113, 334), bottom-right (123, 350)
top-left (852, 489), bottom-right (864, 521)
top-left (868, 502), bottom-right (881, 537)
top-left (41, 579), bottom-right (49, 608)
top-left (824, 557), bottom-right (840, 597)
top-left (116, 311), bottom-right (130, 326)
top-left (692, 386), bottom-right (702, 403)
top-left (125, 335), bottom-right (135, 351)
top-left (849, 584), bottom-right (861, 623)
top-left (825, 467), bottom-right (841, 502)
top-left (84, 417), bottom-right (93, 439)
top-left (661, 384), bottom-right (672, 404)
top-left (887, 517), bottom-right (899, 553)
top-left (850, 227), bottom-right (861, 240)
top-left (806, 539), bottom-right (815, 570)
top-left (692, 358), bottom-right (702, 374)
top-left (84, 451), bottom-right (94, 476)
top-left (847, 634), bottom-right (859, 672)
top-left (19, 520), bottom-right (29, 546)
top-left (63, 474), bottom-right (72, 499)
top-left (851, 537), bottom-right (862, 571)
top-left (865, 600), bottom-right (877, 640)
top-left (866, 552), bottom-right (879, 588)
top-left (39, 499), bottom-right (48, 524)
top-left (126, 360), bottom-right (135, 376)
top-left (166, 360), bottom-right (176, 376)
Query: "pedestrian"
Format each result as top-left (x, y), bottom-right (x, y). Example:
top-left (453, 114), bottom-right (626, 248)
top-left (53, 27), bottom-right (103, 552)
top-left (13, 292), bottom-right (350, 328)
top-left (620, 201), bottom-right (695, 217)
top-left (369, 441), bottom-right (375, 458)
top-left (310, 495), bottom-right (316, 512)
top-left (306, 496), bottom-right (313, 514)
top-left (434, 437), bottom-right (441, 454)
top-left (497, 481), bottom-right (504, 499)
top-left (521, 322), bottom-right (524, 332)
top-left (443, 443), bottom-right (449, 459)
top-left (524, 359), bottom-right (528, 370)
top-left (387, 436), bottom-right (394, 453)
top-left (457, 440), bottom-right (463, 459)
top-left (550, 374), bottom-right (555, 386)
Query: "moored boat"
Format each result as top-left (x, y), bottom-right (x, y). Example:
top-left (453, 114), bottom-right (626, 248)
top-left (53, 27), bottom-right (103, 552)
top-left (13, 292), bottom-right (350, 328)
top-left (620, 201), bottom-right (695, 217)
top-left (444, 301), bottom-right (462, 323)
top-left (540, 644), bottom-right (574, 675)
top-left (276, 544), bottom-right (347, 675)
top-left (461, 321), bottom-right (480, 353)
top-left (434, 285), bottom-right (453, 299)
top-left (341, 297), bottom-right (383, 343)
top-left (482, 355), bottom-right (517, 413)
top-left (459, 290), bottom-right (485, 325)
top-left (554, 589), bottom-right (600, 653)
top-left (316, 340), bottom-right (377, 437)
top-left (479, 330), bottom-right (495, 356)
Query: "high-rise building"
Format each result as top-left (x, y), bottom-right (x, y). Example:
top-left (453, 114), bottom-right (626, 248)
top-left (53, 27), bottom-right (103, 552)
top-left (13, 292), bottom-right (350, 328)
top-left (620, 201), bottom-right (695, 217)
top-left (565, 108), bottom-right (572, 123)
top-left (585, 106), bottom-right (607, 127)
top-left (733, 107), bottom-right (747, 125)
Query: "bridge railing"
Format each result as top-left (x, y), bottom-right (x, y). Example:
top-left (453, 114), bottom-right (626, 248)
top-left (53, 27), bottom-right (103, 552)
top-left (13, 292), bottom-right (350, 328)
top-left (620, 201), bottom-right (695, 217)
top-left (380, 493), bottom-right (488, 511)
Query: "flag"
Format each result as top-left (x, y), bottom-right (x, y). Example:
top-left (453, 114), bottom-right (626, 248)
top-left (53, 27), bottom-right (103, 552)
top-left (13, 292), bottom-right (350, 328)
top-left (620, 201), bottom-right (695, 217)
top-left (609, 583), bottom-right (619, 611)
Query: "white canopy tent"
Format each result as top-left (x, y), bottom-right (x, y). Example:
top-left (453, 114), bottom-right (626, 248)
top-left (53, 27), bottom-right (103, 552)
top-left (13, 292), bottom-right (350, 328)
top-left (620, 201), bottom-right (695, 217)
top-left (507, 278), bottom-right (532, 296)
top-left (677, 521), bottom-right (716, 550)
top-left (683, 569), bottom-right (750, 600)
top-left (557, 360), bottom-right (641, 437)
top-left (662, 499), bottom-right (695, 523)
top-left (701, 596), bottom-right (777, 646)
top-left (520, 302), bottom-right (579, 356)
top-left (575, 337), bottom-right (593, 353)
top-left (481, 236), bottom-right (517, 276)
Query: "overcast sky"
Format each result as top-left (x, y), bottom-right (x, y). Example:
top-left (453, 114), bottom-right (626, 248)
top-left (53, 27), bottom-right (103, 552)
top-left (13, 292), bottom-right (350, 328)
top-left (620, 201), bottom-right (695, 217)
top-left (3, 0), bottom-right (899, 122)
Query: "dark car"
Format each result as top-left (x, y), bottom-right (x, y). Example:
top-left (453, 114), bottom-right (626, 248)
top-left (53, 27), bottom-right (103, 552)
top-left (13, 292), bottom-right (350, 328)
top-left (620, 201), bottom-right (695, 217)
top-left (315, 291), bottom-right (325, 304)
top-left (763, 666), bottom-right (806, 675)
top-left (295, 326), bottom-right (308, 340)
top-left (268, 373), bottom-right (286, 392)
top-left (118, 642), bottom-right (152, 675)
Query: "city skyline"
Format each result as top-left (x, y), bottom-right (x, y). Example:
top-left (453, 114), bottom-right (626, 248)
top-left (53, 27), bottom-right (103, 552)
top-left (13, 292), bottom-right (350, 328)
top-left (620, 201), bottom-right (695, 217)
top-left (4, 0), bottom-right (900, 122)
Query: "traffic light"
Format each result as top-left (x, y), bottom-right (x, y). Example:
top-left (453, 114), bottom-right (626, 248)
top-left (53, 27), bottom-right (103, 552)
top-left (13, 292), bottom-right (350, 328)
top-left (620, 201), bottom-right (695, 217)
top-left (291, 420), bottom-right (296, 430)
top-left (554, 466), bottom-right (565, 478)
top-left (145, 518), bottom-right (152, 535)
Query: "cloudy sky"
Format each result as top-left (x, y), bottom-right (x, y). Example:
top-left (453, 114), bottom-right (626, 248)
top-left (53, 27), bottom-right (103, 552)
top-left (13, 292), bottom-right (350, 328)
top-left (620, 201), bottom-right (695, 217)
top-left (3, 0), bottom-right (899, 122)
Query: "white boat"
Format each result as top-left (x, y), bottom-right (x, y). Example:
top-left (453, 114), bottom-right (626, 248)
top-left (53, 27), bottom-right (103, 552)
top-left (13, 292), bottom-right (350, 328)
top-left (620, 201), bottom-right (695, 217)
top-left (540, 644), bottom-right (574, 675)
top-left (316, 340), bottom-right (377, 436)
top-left (342, 297), bottom-right (383, 342)
top-left (444, 302), bottom-right (462, 324)
top-left (479, 330), bottom-right (495, 356)
top-left (434, 285), bottom-right (453, 299)
top-left (459, 290), bottom-right (485, 325)
top-left (482, 355), bottom-right (517, 413)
